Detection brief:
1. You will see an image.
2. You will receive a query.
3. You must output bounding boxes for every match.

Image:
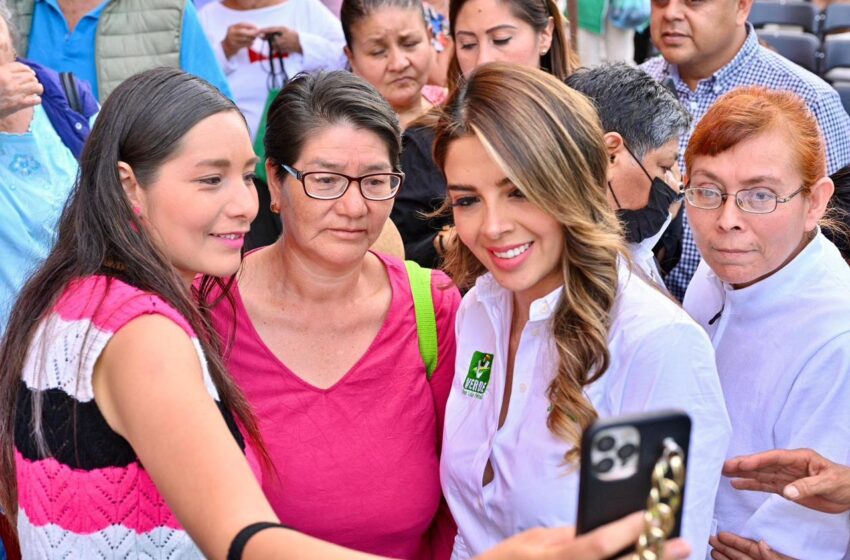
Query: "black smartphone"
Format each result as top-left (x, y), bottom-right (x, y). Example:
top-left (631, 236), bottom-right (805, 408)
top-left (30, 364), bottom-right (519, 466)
top-left (576, 410), bottom-right (691, 555)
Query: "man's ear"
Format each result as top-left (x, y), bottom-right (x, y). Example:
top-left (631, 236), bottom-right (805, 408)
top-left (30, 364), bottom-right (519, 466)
top-left (736, 0), bottom-right (755, 26)
top-left (604, 132), bottom-right (626, 181)
top-left (118, 161), bottom-right (143, 212)
top-left (805, 176), bottom-right (835, 231)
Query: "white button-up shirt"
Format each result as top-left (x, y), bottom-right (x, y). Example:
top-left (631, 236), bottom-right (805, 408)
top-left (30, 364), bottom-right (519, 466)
top-left (684, 232), bottom-right (850, 559)
top-left (441, 262), bottom-right (731, 559)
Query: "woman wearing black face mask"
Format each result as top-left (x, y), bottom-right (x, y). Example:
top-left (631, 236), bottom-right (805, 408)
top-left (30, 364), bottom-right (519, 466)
top-left (566, 63), bottom-right (690, 289)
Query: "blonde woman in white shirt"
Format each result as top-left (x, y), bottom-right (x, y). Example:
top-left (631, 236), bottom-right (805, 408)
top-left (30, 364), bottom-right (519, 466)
top-left (433, 63), bottom-right (731, 560)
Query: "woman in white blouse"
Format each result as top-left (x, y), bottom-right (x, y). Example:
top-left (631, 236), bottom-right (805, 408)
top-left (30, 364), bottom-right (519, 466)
top-left (433, 63), bottom-right (731, 560)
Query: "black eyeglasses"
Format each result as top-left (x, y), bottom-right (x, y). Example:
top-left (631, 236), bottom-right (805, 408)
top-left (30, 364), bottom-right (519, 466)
top-left (684, 185), bottom-right (805, 214)
top-left (282, 164), bottom-right (403, 201)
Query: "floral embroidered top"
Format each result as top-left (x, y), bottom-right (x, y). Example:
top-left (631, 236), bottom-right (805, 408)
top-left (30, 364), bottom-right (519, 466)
top-left (424, 2), bottom-right (450, 53)
top-left (0, 105), bottom-right (78, 332)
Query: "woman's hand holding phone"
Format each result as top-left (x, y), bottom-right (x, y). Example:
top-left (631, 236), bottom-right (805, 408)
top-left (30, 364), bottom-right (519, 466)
top-left (476, 512), bottom-right (691, 560)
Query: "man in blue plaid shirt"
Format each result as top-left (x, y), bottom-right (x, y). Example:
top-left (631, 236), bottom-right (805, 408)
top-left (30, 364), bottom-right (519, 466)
top-left (641, 0), bottom-right (850, 299)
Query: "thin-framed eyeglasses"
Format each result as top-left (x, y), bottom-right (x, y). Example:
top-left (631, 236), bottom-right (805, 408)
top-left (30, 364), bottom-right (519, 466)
top-left (684, 185), bottom-right (806, 214)
top-left (282, 164), bottom-right (404, 201)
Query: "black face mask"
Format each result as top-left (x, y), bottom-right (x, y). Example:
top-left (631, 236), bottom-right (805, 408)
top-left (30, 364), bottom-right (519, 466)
top-left (609, 146), bottom-right (681, 244)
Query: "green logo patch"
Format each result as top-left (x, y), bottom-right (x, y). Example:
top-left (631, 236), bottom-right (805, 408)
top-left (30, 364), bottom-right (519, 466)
top-left (463, 351), bottom-right (493, 399)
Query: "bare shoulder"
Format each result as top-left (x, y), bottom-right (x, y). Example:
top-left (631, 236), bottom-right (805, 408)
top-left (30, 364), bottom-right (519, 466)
top-left (93, 314), bottom-right (208, 439)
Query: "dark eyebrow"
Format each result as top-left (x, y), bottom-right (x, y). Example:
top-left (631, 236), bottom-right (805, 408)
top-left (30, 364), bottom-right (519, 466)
top-left (485, 24), bottom-right (519, 34)
top-left (690, 169), bottom-right (782, 188)
top-left (447, 177), bottom-right (513, 192)
top-left (303, 159), bottom-right (345, 171)
top-left (195, 159), bottom-right (232, 169)
top-left (363, 36), bottom-right (388, 46)
top-left (689, 169), bottom-right (723, 184)
top-left (455, 24), bottom-right (518, 38)
top-left (362, 162), bottom-right (393, 173)
top-left (301, 160), bottom-right (392, 174)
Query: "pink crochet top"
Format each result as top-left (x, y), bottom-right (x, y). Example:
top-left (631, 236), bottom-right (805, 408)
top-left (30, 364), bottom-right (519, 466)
top-left (15, 276), bottom-right (251, 558)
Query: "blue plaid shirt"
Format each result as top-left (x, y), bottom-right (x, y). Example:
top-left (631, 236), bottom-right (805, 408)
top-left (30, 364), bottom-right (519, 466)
top-left (641, 25), bottom-right (850, 300)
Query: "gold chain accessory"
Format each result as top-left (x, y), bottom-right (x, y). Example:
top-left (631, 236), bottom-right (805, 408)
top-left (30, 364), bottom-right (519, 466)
top-left (634, 437), bottom-right (686, 560)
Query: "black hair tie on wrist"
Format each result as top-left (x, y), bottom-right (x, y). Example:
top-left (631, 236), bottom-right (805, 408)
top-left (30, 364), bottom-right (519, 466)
top-left (227, 522), bottom-right (289, 560)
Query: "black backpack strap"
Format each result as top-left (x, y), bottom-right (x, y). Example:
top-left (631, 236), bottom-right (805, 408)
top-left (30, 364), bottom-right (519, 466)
top-left (60, 72), bottom-right (83, 114)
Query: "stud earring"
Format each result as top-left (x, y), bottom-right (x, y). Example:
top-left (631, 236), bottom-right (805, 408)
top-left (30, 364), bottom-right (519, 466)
top-left (270, 201), bottom-right (280, 213)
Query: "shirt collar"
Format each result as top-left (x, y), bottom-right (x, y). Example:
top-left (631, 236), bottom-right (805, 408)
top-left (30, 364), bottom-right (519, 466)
top-left (39, 0), bottom-right (111, 16)
top-left (473, 273), bottom-right (564, 322)
top-left (662, 23), bottom-right (760, 91)
top-left (474, 259), bottom-right (632, 322)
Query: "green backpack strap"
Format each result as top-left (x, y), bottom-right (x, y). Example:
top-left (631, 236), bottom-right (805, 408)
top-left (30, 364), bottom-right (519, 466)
top-left (252, 87), bottom-right (282, 184)
top-left (404, 260), bottom-right (438, 380)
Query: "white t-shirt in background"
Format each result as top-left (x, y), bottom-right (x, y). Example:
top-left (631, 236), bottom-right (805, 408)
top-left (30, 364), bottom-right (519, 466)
top-left (684, 232), bottom-right (850, 559)
top-left (199, 0), bottom-right (347, 139)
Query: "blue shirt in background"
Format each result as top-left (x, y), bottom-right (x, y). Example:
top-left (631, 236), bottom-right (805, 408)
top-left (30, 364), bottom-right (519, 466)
top-left (0, 105), bottom-right (79, 333)
top-left (27, 0), bottom-right (232, 100)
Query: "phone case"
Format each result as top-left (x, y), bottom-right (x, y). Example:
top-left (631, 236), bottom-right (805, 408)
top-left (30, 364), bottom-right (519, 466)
top-left (576, 410), bottom-right (691, 550)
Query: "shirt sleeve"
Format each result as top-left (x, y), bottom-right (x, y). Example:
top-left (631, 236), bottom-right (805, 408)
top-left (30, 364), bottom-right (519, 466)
top-left (179, 1), bottom-right (235, 99)
top-left (611, 320), bottom-right (731, 560)
top-left (295, 0), bottom-right (348, 72)
top-left (811, 89), bottom-right (850, 174)
top-left (736, 333), bottom-right (850, 558)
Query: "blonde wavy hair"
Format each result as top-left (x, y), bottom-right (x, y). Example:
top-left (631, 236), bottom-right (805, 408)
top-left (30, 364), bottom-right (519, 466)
top-left (433, 62), bottom-right (626, 463)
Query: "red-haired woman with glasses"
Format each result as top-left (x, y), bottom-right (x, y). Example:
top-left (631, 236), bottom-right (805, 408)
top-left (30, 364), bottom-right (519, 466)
top-left (682, 86), bottom-right (850, 560)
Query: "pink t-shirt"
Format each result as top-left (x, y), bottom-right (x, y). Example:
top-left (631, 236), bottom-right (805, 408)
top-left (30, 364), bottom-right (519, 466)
top-left (210, 253), bottom-right (460, 559)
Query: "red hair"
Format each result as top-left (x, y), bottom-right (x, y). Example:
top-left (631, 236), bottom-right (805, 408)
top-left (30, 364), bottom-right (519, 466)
top-left (685, 86), bottom-right (827, 193)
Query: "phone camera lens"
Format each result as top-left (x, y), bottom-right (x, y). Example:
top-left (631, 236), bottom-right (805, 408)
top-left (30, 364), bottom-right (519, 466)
top-left (594, 458), bottom-right (615, 474)
top-left (597, 435), bottom-right (616, 452)
top-left (617, 443), bottom-right (637, 461)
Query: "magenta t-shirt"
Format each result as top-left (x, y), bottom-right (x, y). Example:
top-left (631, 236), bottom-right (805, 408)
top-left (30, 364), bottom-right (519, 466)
top-left (210, 253), bottom-right (460, 559)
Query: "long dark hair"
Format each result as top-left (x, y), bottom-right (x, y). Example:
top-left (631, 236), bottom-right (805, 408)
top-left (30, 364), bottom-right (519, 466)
top-left (0, 68), bottom-right (266, 518)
